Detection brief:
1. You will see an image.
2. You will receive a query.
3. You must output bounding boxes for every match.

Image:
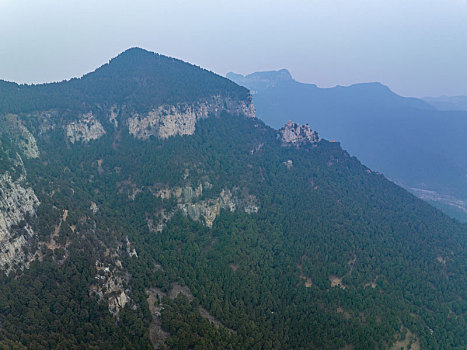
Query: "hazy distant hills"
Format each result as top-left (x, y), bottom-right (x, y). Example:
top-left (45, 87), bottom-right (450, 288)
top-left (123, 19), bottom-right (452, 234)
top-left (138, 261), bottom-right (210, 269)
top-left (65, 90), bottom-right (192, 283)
top-left (228, 70), bottom-right (467, 222)
top-left (228, 70), bottom-right (433, 114)
top-left (424, 95), bottom-right (467, 111)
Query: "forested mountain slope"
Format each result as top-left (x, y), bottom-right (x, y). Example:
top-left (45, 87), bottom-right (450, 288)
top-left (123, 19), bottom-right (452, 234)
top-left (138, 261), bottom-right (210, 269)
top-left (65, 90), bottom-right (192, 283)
top-left (0, 49), bottom-right (465, 349)
top-left (228, 70), bottom-right (467, 222)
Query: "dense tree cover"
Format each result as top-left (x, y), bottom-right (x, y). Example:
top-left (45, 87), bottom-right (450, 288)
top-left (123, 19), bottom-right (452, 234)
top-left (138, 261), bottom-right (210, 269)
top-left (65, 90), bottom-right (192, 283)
top-left (0, 111), bottom-right (464, 349)
top-left (0, 48), bottom-right (249, 115)
top-left (0, 136), bottom-right (17, 175)
top-left (0, 248), bottom-right (151, 349)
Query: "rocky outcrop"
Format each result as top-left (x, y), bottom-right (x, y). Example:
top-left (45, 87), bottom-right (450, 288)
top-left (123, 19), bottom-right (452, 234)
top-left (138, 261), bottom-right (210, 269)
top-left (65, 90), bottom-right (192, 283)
top-left (153, 184), bottom-right (259, 228)
top-left (155, 183), bottom-right (204, 202)
top-left (109, 290), bottom-right (129, 315)
top-left (279, 121), bottom-right (320, 147)
top-left (147, 209), bottom-right (174, 233)
top-left (0, 171), bottom-right (40, 272)
top-left (128, 96), bottom-right (255, 140)
top-left (108, 105), bottom-right (119, 128)
top-left (126, 236), bottom-right (138, 258)
top-left (89, 236), bottom-right (139, 316)
top-left (180, 189), bottom-right (237, 227)
top-left (66, 113), bottom-right (106, 143)
top-left (0, 114), bottom-right (39, 159)
top-left (283, 160), bottom-right (293, 169)
top-left (90, 259), bottom-right (131, 316)
top-left (90, 202), bottom-right (99, 214)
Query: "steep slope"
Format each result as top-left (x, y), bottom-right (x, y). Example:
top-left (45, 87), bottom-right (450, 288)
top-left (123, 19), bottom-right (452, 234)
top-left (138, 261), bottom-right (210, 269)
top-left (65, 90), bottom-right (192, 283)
top-left (228, 70), bottom-right (467, 222)
top-left (0, 50), bottom-right (465, 349)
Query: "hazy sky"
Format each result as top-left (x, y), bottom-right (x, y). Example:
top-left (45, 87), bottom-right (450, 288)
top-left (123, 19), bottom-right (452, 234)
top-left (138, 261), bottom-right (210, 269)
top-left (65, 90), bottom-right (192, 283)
top-left (0, 0), bottom-right (466, 97)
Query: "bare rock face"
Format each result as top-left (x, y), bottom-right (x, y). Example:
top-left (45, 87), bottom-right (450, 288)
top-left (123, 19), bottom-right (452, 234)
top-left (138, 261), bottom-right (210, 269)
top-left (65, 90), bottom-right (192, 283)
top-left (128, 95), bottom-right (255, 140)
top-left (181, 189), bottom-right (237, 227)
top-left (126, 236), bottom-right (138, 258)
top-left (66, 113), bottom-right (106, 143)
top-left (283, 160), bottom-right (293, 169)
top-left (0, 172), bottom-right (40, 272)
top-left (0, 114), bottom-right (40, 159)
top-left (90, 259), bottom-right (131, 316)
top-left (152, 183), bottom-right (259, 229)
top-left (279, 121), bottom-right (320, 147)
top-left (90, 201), bottom-right (99, 214)
top-left (108, 105), bottom-right (119, 128)
top-left (128, 104), bottom-right (197, 140)
top-left (109, 291), bottom-right (129, 315)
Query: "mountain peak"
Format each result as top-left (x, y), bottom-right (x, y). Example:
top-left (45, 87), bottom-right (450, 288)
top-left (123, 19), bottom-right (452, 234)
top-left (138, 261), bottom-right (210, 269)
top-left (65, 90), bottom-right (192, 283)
top-left (104, 47), bottom-right (178, 69)
top-left (117, 46), bottom-right (152, 56)
top-left (0, 48), bottom-right (251, 114)
top-left (227, 69), bottom-right (295, 91)
top-left (343, 81), bottom-right (391, 92)
top-left (246, 69), bottom-right (293, 82)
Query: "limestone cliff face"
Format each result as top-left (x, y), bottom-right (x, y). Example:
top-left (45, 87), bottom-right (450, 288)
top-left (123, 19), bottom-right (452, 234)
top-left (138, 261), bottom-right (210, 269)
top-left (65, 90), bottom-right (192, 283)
top-left (181, 189), bottom-right (236, 227)
top-left (66, 113), bottom-right (106, 143)
top-left (153, 183), bottom-right (259, 228)
top-left (128, 95), bottom-right (255, 140)
top-left (17, 129), bottom-right (40, 159)
top-left (279, 120), bottom-right (320, 147)
top-left (88, 237), bottom-right (139, 316)
top-left (90, 259), bottom-right (131, 316)
top-left (0, 114), bottom-right (39, 159)
top-left (0, 171), bottom-right (40, 272)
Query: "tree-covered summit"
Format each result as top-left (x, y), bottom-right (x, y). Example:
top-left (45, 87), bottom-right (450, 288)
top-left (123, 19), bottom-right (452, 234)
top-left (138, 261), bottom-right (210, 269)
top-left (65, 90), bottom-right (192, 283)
top-left (0, 47), bottom-right (250, 114)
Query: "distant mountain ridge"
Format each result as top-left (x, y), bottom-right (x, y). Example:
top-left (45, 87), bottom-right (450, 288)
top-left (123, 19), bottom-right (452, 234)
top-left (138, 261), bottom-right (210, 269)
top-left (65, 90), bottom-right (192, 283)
top-left (227, 70), bottom-right (432, 113)
top-left (228, 69), bottom-right (467, 222)
top-left (227, 69), bottom-right (295, 91)
top-left (424, 95), bottom-right (467, 111)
